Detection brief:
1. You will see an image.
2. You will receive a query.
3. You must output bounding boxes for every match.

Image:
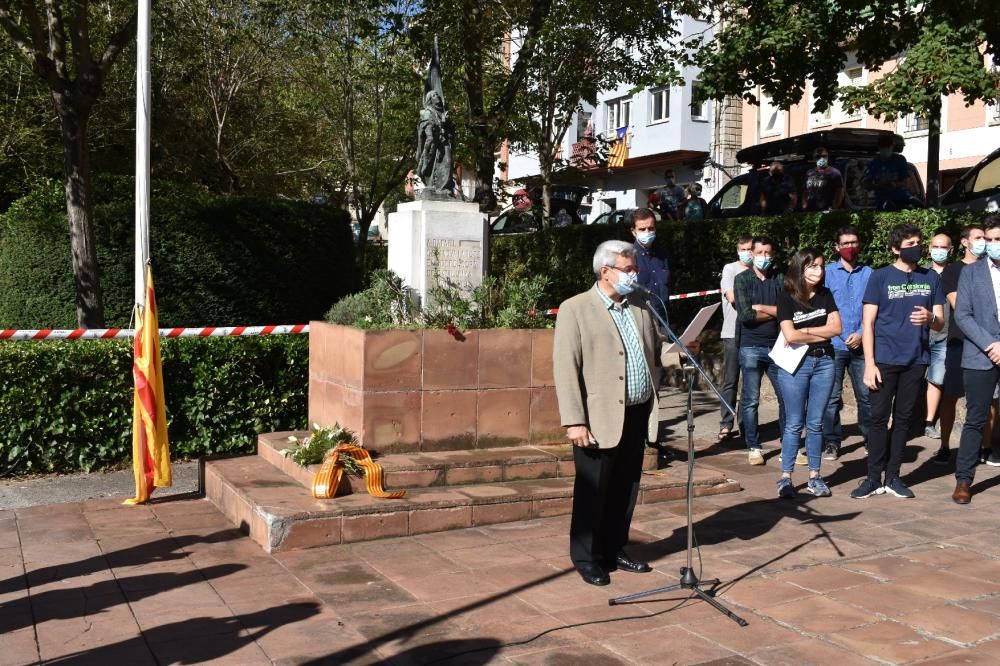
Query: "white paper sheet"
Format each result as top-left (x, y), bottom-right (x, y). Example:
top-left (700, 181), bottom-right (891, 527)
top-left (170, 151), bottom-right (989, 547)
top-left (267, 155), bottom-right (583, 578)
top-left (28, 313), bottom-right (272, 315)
top-left (768, 332), bottom-right (808, 374)
top-left (662, 303), bottom-right (721, 355)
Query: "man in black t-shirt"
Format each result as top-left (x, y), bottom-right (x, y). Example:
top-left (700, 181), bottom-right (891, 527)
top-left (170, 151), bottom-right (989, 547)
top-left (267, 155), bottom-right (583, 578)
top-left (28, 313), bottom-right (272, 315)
top-left (803, 147), bottom-right (845, 212)
top-left (759, 161), bottom-right (796, 215)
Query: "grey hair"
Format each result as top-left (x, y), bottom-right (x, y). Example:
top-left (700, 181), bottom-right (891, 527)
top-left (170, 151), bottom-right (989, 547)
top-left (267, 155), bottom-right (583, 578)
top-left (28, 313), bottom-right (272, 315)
top-left (592, 240), bottom-right (636, 277)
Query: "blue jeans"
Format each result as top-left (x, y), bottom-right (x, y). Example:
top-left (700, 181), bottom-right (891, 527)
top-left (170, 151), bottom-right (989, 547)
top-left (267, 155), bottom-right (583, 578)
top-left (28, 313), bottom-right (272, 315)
top-left (777, 354), bottom-right (836, 474)
top-left (823, 348), bottom-right (871, 447)
top-left (739, 345), bottom-right (785, 450)
top-left (720, 337), bottom-right (741, 429)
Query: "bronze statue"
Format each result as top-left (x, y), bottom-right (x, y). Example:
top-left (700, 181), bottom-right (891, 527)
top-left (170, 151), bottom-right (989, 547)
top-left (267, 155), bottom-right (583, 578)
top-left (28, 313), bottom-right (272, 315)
top-left (415, 38), bottom-right (455, 199)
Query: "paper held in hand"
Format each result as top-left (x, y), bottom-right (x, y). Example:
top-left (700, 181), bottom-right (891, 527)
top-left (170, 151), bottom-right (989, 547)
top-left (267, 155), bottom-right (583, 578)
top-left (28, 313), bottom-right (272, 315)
top-left (662, 303), bottom-right (720, 355)
top-left (768, 332), bottom-right (808, 374)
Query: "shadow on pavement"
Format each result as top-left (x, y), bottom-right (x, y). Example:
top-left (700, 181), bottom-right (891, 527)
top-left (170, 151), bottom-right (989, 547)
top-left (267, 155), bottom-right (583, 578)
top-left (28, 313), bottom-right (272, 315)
top-left (0, 528), bottom-right (242, 596)
top-left (44, 601), bottom-right (322, 665)
top-left (0, 564), bottom-right (246, 635)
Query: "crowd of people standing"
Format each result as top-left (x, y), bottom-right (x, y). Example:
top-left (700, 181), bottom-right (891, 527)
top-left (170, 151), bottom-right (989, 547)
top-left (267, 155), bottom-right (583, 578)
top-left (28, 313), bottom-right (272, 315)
top-left (720, 218), bottom-right (1000, 503)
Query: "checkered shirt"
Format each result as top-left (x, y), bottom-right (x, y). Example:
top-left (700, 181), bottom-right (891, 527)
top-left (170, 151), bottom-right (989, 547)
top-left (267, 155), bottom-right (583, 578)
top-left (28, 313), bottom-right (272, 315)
top-left (597, 288), bottom-right (652, 405)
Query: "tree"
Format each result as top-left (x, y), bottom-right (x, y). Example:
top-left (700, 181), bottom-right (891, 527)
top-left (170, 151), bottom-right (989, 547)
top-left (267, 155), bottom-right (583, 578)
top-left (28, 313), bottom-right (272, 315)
top-left (280, 0), bottom-right (422, 270)
top-left (419, 0), bottom-right (554, 211)
top-left (513, 0), bottom-right (682, 223)
top-left (690, 0), bottom-right (1000, 203)
top-left (0, 1), bottom-right (138, 327)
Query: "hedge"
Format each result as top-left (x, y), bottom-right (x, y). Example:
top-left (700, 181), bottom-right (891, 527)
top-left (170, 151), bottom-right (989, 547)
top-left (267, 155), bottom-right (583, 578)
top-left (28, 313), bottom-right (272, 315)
top-left (0, 176), bottom-right (355, 328)
top-left (490, 209), bottom-right (981, 322)
top-left (0, 335), bottom-right (307, 474)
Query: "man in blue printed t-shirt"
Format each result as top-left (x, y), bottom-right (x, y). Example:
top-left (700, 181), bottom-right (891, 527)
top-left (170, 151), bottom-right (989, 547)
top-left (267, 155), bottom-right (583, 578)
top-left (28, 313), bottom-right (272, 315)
top-left (855, 224), bottom-right (945, 500)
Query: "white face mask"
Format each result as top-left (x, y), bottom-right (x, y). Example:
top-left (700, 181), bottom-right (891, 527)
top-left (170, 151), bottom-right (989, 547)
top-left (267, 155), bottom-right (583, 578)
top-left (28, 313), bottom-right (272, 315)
top-left (636, 231), bottom-right (656, 246)
top-left (610, 268), bottom-right (637, 295)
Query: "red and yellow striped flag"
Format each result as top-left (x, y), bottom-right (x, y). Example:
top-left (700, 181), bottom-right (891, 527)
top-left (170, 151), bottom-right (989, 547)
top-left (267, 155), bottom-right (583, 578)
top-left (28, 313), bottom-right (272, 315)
top-left (124, 265), bottom-right (171, 505)
top-left (608, 127), bottom-right (629, 168)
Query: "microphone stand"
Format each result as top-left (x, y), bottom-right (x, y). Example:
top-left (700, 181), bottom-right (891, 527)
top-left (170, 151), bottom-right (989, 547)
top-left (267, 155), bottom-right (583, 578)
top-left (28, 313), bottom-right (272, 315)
top-left (608, 285), bottom-right (747, 627)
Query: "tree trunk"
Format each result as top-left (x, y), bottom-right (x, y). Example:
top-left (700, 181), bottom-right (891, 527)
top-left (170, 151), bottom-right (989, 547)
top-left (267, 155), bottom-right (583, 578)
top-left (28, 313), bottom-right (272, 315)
top-left (58, 105), bottom-right (104, 328)
top-left (473, 138), bottom-right (497, 212)
top-left (540, 164), bottom-right (552, 228)
top-left (925, 98), bottom-right (941, 206)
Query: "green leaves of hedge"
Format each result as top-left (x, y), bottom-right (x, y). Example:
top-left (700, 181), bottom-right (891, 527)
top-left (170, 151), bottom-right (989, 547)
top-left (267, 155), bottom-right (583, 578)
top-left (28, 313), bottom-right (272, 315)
top-left (0, 176), bottom-right (355, 329)
top-left (0, 336), bottom-right (307, 474)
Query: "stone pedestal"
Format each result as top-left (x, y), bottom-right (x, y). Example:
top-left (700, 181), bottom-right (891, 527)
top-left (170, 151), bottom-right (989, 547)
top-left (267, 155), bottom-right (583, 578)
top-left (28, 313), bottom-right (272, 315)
top-left (387, 199), bottom-right (487, 307)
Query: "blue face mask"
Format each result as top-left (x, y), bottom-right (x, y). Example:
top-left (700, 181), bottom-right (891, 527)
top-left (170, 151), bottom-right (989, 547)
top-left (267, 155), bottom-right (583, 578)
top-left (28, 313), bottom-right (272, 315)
top-left (987, 243), bottom-right (1000, 262)
top-left (636, 231), bottom-right (656, 246)
top-left (738, 250), bottom-right (753, 265)
top-left (753, 256), bottom-right (772, 271)
top-left (930, 248), bottom-right (949, 264)
top-left (816, 158), bottom-right (828, 169)
top-left (610, 268), bottom-right (637, 295)
top-left (971, 239), bottom-right (987, 257)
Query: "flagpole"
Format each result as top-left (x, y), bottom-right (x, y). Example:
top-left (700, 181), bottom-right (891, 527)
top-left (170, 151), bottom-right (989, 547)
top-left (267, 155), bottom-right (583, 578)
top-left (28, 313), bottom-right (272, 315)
top-left (135, 0), bottom-right (152, 308)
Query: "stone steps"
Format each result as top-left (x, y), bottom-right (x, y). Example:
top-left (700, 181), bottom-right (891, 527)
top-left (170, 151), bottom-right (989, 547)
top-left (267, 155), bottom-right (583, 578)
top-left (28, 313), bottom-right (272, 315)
top-left (257, 431), bottom-right (658, 492)
top-left (204, 440), bottom-right (742, 553)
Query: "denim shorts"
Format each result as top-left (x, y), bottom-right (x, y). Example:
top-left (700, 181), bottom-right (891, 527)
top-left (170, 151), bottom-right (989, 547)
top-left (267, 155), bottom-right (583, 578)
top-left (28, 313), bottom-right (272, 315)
top-left (926, 338), bottom-right (947, 386)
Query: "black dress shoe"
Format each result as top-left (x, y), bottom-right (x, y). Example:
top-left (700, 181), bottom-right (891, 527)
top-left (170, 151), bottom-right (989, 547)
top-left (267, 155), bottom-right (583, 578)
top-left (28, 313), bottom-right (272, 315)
top-left (614, 552), bottom-right (652, 573)
top-left (576, 563), bottom-right (610, 586)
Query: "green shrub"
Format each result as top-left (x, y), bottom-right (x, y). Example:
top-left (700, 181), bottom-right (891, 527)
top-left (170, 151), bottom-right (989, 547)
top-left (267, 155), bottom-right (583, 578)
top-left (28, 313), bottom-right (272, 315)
top-left (0, 176), bottom-right (355, 328)
top-left (490, 209), bottom-right (980, 323)
top-left (0, 335), bottom-right (307, 474)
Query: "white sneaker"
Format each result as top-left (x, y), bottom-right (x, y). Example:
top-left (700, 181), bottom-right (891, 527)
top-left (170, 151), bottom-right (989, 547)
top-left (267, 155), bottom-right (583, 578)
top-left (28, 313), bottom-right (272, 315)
top-left (748, 449), bottom-right (765, 465)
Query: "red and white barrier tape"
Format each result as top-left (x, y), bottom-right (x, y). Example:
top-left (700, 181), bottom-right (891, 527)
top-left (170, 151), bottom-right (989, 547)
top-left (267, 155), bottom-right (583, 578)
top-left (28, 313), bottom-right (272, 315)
top-left (669, 288), bottom-right (720, 301)
top-left (0, 324), bottom-right (309, 341)
top-left (544, 287), bottom-right (720, 316)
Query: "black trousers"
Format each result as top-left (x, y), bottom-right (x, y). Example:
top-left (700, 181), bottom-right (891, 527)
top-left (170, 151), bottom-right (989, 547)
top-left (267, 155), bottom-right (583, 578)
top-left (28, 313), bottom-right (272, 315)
top-left (570, 401), bottom-right (650, 568)
top-left (867, 363), bottom-right (925, 483)
top-left (956, 367), bottom-right (1000, 483)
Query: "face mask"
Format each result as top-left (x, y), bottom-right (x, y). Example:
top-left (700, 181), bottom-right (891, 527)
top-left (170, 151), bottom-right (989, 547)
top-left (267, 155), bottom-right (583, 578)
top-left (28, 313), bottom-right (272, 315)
top-left (665, 179), bottom-right (675, 187)
top-left (988, 243), bottom-right (1000, 262)
top-left (636, 231), bottom-right (656, 246)
top-left (816, 158), bottom-right (828, 169)
top-left (838, 246), bottom-right (860, 263)
top-left (753, 256), bottom-right (772, 271)
top-left (930, 248), bottom-right (949, 264)
top-left (738, 250), bottom-right (753, 265)
top-left (971, 239), bottom-right (987, 257)
top-left (610, 269), bottom-right (637, 295)
top-left (899, 245), bottom-right (923, 264)
top-left (879, 148), bottom-right (893, 159)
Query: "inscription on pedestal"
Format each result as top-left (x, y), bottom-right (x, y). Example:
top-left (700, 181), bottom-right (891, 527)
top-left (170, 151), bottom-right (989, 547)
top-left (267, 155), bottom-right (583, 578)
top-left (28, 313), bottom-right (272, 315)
top-left (425, 238), bottom-right (482, 294)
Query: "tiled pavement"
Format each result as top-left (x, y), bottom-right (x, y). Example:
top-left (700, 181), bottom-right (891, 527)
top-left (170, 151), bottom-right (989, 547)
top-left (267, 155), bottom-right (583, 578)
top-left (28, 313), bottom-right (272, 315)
top-left (4, 429), bottom-right (1000, 664)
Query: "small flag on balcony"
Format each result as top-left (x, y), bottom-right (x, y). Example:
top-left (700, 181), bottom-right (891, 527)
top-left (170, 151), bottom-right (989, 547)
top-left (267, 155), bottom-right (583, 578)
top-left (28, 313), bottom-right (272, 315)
top-left (608, 127), bottom-right (629, 168)
top-left (124, 265), bottom-right (172, 505)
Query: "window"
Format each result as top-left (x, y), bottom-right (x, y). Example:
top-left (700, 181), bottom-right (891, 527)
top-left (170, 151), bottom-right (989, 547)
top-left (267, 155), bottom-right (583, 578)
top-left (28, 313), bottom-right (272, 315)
top-left (649, 88), bottom-right (669, 123)
top-left (758, 93), bottom-right (783, 138)
top-left (901, 113), bottom-right (929, 135)
top-left (810, 84), bottom-right (834, 127)
top-left (971, 157), bottom-right (1000, 195)
top-left (840, 67), bottom-right (864, 121)
top-left (606, 97), bottom-right (632, 133)
top-left (988, 57), bottom-right (1000, 126)
top-left (690, 81), bottom-right (709, 121)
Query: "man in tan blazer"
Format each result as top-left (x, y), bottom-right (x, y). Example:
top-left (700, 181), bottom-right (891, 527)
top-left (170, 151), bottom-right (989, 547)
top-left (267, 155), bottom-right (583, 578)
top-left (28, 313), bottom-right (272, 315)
top-left (554, 239), bottom-right (661, 586)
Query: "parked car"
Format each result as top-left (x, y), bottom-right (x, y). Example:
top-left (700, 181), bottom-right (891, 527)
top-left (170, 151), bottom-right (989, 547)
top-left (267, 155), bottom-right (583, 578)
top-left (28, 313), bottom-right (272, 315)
top-left (706, 128), bottom-right (925, 219)
top-left (489, 186), bottom-right (590, 235)
top-left (351, 221), bottom-right (381, 243)
top-left (588, 208), bottom-right (662, 225)
top-left (940, 146), bottom-right (1000, 213)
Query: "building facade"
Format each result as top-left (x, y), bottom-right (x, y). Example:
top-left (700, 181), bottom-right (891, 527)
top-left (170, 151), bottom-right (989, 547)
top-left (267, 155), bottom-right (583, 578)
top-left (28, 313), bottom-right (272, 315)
top-left (742, 55), bottom-right (1000, 194)
top-left (504, 15), bottom-right (725, 221)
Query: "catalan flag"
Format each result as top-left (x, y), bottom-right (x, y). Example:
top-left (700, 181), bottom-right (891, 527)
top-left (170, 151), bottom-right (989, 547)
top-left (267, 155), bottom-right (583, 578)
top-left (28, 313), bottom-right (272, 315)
top-left (608, 126), bottom-right (629, 168)
top-left (124, 265), bottom-right (171, 505)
